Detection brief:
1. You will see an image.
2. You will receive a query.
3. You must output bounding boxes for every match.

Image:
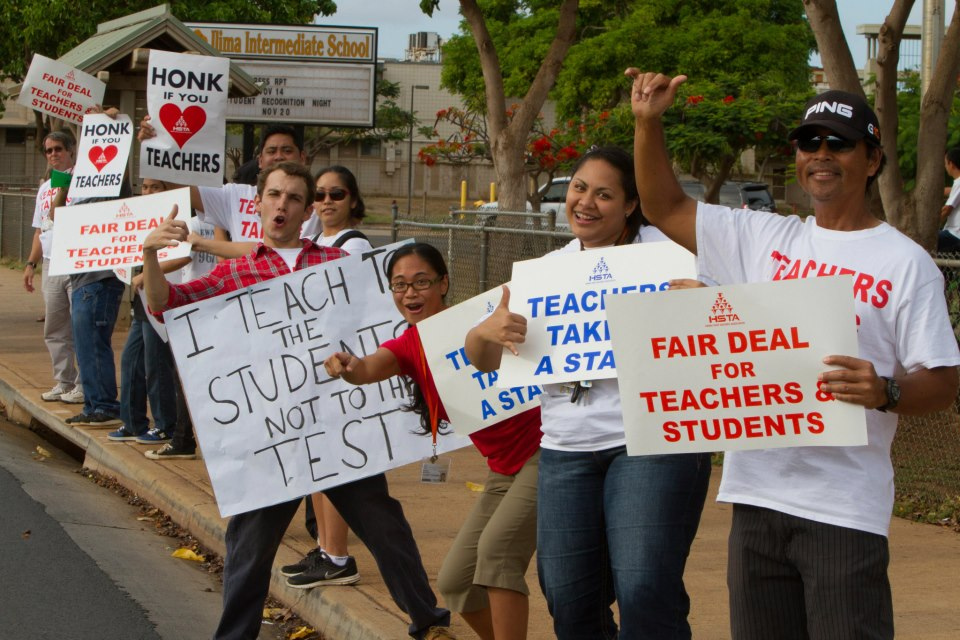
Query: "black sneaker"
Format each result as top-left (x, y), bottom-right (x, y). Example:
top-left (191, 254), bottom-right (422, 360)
top-left (65, 412), bottom-right (122, 427)
top-left (280, 547), bottom-right (325, 577)
top-left (144, 444), bottom-right (197, 460)
top-left (286, 553), bottom-right (360, 588)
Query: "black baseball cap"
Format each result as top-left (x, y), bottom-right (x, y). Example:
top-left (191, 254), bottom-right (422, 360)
top-left (788, 90), bottom-right (881, 146)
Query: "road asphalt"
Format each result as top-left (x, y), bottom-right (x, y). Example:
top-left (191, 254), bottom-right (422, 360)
top-left (1, 262), bottom-right (958, 639)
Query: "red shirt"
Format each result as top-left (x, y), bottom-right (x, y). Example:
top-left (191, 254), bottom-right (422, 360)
top-left (164, 239), bottom-right (346, 308)
top-left (382, 324), bottom-right (541, 475)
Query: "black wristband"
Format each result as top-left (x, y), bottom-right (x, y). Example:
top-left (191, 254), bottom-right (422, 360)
top-left (25, 261), bottom-right (37, 269)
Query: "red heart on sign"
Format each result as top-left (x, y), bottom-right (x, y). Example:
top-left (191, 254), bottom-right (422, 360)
top-left (158, 104), bottom-right (207, 148)
top-left (88, 145), bottom-right (118, 172)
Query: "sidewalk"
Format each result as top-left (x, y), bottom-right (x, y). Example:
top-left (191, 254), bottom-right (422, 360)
top-left (1, 263), bottom-right (959, 639)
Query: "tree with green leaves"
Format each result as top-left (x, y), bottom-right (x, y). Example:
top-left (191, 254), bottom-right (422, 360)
top-left (420, 0), bottom-right (580, 212)
top-left (432, 0), bottom-right (814, 204)
top-left (805, 0), bottom-right (960, 247)
top-left (0, 1), bottom-right (336, 82)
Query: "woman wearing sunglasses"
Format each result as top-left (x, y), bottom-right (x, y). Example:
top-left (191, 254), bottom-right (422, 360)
top-left (301, 165), bottom-right (373, 254)
top-left (325, 242), bottom-right (542, 640)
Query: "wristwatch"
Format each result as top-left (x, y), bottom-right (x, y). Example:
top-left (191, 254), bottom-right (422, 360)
top-left (25, 261), bottom-right (37, 269)
top-left (877, 376), bottom-right (900, 412)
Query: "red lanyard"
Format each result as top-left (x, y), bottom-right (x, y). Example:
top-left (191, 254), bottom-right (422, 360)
top-left (416, 337), bottom-right (440, 459)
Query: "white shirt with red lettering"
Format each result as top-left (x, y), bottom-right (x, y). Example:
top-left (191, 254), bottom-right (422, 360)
top-left (32, 178), bottom-right (71, 259)
top-left (697, 202), bottom-right (960, 536)
top-left (197, 183), bottom-right (261, 241)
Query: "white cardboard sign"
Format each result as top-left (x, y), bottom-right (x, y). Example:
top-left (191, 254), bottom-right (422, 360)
top-left (18, 54), bottom-right (105, 125)
top-left (47, 188), bottom-right (192, 276)
top-left (163, 242), bottom-right (471, 517)
top-left (418, 284), bottom-right (542, 436)
top-left (606, 276), bottom-right (867, 455)
top-left (498, 242), bottom-right (696, 387)
top-left (69, 114), bottom-right (134, 200)
top-left (140, 50), bottom-right (229, 187)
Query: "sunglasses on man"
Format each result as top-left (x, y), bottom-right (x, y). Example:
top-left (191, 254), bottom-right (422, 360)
top-left (794, 135), bottom-right (858, 154)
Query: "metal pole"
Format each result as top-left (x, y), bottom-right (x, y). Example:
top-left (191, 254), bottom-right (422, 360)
top-left (406, 84), bottom-right (429, 216)
top-left (921, 0), bottom-right (945, 97)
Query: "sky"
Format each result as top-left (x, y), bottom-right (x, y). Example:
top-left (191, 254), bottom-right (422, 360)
top-left (317, 0), bottom-right (955, 69)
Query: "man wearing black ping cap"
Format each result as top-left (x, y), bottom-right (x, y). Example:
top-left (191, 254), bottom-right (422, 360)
top-left (626, 70), bottom-right (960, 638)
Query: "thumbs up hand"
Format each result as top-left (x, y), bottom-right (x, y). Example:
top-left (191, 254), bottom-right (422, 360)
top-left (478, 285), bottom-right (527, 356)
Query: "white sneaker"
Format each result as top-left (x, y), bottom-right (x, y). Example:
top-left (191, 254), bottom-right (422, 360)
top-left (41, 383), bottom-right (69, 402)
top-left (59, 386), bottom-right (85, 404)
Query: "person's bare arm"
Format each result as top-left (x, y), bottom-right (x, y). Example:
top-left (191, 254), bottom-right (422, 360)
top-left (23, 229), bottom-right (42, 292)
top-left (142, 206), bottom-right (187, 312)
top-left (819, 356), bottom-right (959, 415)
top-left (189, 231), bottom-right (257, 260)
top-left (625, 69), bottom-right (698, 254)
top-left (324, 348), bottom-right (401, 385)
top-left (464, 285), bottom-right (527, 373)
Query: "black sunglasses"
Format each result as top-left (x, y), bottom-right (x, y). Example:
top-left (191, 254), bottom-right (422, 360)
top-left (315, 188), bottom-right (349, 202)
top-left (795, 135), bottom-right (857, 154)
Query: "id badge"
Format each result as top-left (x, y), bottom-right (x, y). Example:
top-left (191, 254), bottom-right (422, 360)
top-left (420, 456), bottom-right (452, 484)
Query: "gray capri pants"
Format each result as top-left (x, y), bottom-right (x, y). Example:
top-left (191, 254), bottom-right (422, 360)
top-left (437, 450), bottom-right (539, 612)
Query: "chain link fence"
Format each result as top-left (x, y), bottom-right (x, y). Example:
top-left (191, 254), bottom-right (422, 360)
top-left (0, 190), bottom-right (38, 263)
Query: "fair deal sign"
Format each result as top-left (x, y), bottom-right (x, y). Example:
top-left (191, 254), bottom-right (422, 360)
top-left (497, 242), bottom-right (696, 387)
top-left (47, 188), bottom-right (192, 276)
top-left (17, 54), bottom-right (106, 125)
top-left (69, 114), bottom-right (134, 200)
top-left (140, 50), bottom-right (229, 187)
top-left (418, 285), bottom-right (542, 436)
top-left (163, 242), bottom-right (471, 517)
top-left (605, 276), bottom-right (867, 455)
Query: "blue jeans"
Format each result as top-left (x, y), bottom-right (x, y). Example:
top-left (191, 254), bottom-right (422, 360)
top-left (937, 230), bottom-right (960, 253)
top-left (119, 300), bottom-right (176, 435)
top-left (537, 446), bottom-right (711, 639)
top-left (71, 278), bottom-right (124, 416)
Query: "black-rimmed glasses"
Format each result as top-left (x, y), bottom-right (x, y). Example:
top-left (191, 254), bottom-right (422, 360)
top-left (389, 276), bottom-right (443, 293)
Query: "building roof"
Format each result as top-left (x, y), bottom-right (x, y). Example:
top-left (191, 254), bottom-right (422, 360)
top-left (13, 4), bottom-right (259, 99)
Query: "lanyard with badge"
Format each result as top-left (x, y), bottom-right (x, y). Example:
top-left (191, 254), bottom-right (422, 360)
top-left (417, 338), bottom-right (451, 483)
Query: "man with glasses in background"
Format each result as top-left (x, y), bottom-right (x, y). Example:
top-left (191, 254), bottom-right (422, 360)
top-left (628, 72), bottom-right (960, 639)
top-left (23, 131), bottom-right (83, 405)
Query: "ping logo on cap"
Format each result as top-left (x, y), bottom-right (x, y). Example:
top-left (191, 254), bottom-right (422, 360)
top-left (805, 101), bottom-right (854, 120)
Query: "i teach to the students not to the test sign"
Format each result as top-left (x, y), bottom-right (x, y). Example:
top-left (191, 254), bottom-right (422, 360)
top-left (606, 276), bottom-right (866, 456)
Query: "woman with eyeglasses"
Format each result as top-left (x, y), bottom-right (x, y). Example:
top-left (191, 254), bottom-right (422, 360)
top-left (465, 146), bottom-right (712, 639)
top-left (325, 242), bottom-right (542, 640)
top-left (282, 166), bottom-right (373, 591)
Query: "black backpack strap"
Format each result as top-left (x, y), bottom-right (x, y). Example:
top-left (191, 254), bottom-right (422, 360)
top-left (332, 229), bottom-right (369, 248)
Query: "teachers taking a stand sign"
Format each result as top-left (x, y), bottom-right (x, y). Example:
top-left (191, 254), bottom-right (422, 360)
top-left (605, 276), bottom-right (867, 455)
top-left (496, 242), bottom-right (697, 388)
top-left (140, 50), bottom-right (229, 187)
top-left (417, 285), bottom-right (542, 436)
top-left (163, 242), bottom-right (471, 517)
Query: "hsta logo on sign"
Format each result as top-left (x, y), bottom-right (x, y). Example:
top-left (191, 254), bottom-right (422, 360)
top-left (587, 257), bottom-right (614, 283)
top-left (159, 104), bottom-right (207, 148)
top-left (707, 292), bottom-right (742, 325)
top-left (89, 145), bottom-right (118, 172)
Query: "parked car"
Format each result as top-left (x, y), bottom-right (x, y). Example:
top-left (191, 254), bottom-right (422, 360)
top-left (478, 176), bottom-right (571, 229)
top-left (680, 179), bottom-right (777, 212)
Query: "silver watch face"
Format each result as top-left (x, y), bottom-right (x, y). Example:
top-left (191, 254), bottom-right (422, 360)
top-left (886, 377), bottom-right (901, 407)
